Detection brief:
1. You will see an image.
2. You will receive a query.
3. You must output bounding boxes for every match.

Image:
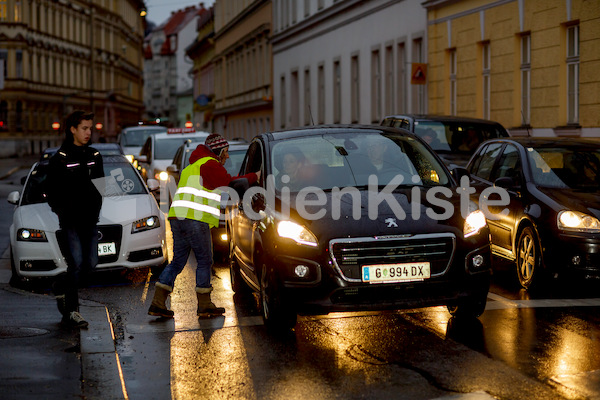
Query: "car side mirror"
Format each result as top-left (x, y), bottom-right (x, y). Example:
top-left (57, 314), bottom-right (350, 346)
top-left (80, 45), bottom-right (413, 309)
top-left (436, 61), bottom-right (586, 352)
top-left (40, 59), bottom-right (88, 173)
top-left (147, 178), bottom-right (159, 191)
top-left (137, 155), bottom-right (147, 163)
top-left (451, 166), bottom-right (470, 181)
top-left (251, 194), bottom-right (266, 213)
top-left (229, 178), bottom-right (249, 199)
top-left (166, 164), bottom-right (178, 173)
top-left (7, 191), bottom-right (20, 205)
top-left (494, 177), bottom-right (514, 189)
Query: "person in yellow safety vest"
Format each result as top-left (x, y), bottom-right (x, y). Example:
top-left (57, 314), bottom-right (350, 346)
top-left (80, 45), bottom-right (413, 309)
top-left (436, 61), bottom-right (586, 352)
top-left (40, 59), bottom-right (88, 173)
top-left (148, 134), bottom-right (260, 318)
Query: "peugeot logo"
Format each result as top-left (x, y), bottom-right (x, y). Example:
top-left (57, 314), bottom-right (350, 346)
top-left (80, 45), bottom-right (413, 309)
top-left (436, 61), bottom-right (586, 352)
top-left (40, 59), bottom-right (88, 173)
top-left (385, 218), bottom-right (398, 228)
top-left (97, 230), bottom-right (103, 240)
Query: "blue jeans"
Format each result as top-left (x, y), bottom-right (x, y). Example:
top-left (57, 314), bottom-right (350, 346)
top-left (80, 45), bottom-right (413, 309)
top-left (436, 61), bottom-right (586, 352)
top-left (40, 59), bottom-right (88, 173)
top-left (159, 218), bottom-right (213, 290)
top-left (53, 225), bottom-right (99, 314)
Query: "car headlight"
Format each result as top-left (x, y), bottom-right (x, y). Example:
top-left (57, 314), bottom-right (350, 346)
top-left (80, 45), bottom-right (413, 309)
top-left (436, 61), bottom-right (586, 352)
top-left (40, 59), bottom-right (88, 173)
top-left (464, 210), bottom-right (487, 238)
top-left (131, 216), bottom-right (160, 233)
top-left (17, 228), bottom-right (48, 242)
top-left (155, 171), bottom-right (169, 181)
top-left (125, 155), bottom-right (135, 163)
top-left (558, 210), bottom-right (600, 233)
top-left (277, 221), bottom-right (318, 247)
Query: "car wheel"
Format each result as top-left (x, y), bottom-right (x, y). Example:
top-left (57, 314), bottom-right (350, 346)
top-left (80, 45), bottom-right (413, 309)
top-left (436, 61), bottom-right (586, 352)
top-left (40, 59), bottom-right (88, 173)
top-left (447, 290), bottom-right (488, 318)
top-left (516, 226), bottom-right (541, 289)
top-left (260, 264), bottom-right (297, 331)
top-left (9, 247), bottom-right (25, 288)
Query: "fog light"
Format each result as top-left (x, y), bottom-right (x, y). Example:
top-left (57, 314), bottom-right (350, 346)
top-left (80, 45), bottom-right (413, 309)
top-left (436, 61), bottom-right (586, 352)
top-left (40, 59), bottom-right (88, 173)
top-left (572, 255), bottom-right (581, 266)
top-left (220, 233), bottom-right (228, 242)
top-left (23, 261), bottom-right (33, 270)
top-left (294, 265), bottom-right (309, 278)
top-left (150, 249), bottom-right (160, 256)
top-left (472, 254), bottom-right (484, 268)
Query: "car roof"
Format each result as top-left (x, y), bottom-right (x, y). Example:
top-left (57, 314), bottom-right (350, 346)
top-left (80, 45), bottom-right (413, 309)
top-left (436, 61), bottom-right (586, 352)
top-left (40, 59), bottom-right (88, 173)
top-left (41, 143), bottom-right (124, 160)
top-left (483, 136), bottom-right (600, 148)
top-left (264, 124), bottom-right (410, 141)
top-left (122, 125), bottom-right (166, 132)
top-left (383, 114), bottom-right (504, 126)
top-left (152, 131), bottom-right (211, 140)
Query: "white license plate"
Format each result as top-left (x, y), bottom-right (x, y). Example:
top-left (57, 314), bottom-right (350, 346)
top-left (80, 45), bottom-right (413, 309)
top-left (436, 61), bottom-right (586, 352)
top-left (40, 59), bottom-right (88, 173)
top-left (362, 262), bottom-right (430, 284)
top-left (98, 242), bottom-right (116, 256)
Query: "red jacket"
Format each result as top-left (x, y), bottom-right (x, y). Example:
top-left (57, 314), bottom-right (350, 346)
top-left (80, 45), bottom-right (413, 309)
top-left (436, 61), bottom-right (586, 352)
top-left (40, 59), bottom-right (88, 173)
top-left (188, 144), bottom-right (258, 189)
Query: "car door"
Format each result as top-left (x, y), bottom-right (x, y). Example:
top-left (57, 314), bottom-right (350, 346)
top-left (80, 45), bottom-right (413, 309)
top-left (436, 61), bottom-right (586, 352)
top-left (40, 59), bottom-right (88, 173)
top-left (470, 142), bottom-right (524, 258)
top-left (231, 140), bottom-right (264, 285)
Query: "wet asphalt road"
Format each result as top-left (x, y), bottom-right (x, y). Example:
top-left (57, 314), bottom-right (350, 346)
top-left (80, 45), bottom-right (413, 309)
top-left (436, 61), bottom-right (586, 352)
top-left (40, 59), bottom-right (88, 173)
top-left (3, 167), bottom-right (600, 399)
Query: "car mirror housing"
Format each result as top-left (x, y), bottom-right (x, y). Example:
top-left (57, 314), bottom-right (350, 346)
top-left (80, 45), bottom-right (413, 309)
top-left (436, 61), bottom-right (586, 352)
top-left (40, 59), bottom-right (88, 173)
top-left (7, 191), bottom-right (20, 205)
top-left (137, 155), bottom-right (147, 163)
top-left (229, 178), bottom-right (249, 199)
top-left (147, 178), bottom-right (160, 191)
top-left (451, 166), bottom-right (470, 181)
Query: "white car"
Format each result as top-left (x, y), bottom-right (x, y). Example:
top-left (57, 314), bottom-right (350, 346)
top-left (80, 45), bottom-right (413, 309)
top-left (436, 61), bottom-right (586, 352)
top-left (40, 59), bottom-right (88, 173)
top-left (137, 128), bottom-right (210, 183)
top-left (7, 153), bottom-right (168, 281)
top-left (118, 125), bottom-right (167, 164)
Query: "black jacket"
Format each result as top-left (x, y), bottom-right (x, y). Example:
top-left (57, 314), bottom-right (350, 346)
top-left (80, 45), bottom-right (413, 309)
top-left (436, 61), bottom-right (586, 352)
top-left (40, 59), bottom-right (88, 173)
top-left (46, 141), bottom-right (104, 228)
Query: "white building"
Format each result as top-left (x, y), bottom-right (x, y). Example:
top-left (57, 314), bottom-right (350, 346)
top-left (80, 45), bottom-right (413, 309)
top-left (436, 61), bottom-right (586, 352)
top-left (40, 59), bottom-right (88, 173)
top-left (143, 6), bottom-right (200, 127)
top-left (272, 0), bottom-right (428, 129)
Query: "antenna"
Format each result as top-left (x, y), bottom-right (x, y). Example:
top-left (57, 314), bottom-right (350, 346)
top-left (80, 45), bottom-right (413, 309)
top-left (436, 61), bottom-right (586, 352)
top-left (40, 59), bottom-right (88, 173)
top-left (308, 105), bottom-right (315, 126)
top-left (520, 109), bottom-right (531, 137)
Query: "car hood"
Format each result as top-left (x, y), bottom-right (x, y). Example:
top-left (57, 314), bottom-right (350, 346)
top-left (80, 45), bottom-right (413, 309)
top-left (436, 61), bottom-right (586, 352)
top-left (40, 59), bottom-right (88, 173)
top-left (276, 189), bottom-right (468, 241)
top-left (537, 187), bottom-right (600, 218)
top-left (15, 194), bottom-right (158, 232)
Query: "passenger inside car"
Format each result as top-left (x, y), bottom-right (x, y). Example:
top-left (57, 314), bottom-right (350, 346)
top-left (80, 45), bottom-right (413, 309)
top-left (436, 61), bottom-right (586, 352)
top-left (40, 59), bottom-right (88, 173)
top-left (274, 146), bottom-right (308, 189)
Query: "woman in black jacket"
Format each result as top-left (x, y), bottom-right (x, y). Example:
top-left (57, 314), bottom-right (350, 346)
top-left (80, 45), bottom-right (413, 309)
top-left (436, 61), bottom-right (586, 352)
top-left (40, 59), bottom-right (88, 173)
top-left (46, 110), bottom-right (103, 328)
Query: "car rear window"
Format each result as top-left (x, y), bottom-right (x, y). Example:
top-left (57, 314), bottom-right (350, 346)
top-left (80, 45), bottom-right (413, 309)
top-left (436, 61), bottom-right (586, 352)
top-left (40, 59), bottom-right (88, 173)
top-left (413, 121), bottom-right (507, 154)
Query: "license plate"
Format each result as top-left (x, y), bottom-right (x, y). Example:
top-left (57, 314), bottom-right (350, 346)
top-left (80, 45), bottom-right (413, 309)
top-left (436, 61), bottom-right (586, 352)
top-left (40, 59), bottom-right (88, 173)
top-left (98, 242), bottom-right (116, 256)
top-left (362, 262), bottom-right (430, 284)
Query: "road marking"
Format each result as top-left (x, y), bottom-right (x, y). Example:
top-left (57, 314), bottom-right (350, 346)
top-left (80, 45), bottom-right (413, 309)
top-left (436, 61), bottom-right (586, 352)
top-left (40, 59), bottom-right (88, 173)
top-left (486, 292), bottom-right (600, 310)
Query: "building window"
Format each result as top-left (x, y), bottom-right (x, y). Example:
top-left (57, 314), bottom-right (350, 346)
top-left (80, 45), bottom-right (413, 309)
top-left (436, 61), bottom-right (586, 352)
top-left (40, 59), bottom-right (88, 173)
top-left (567, 24), bottom-right (579, 124)
top-left (16, 101), bottom-right (22, 131)
top-left (0, 0), bottom-right (6, 21)
top-left (16, 50), bottom-right (22, 79)
top-left (371, 49), bottom-right (381, 123)
top-left (0, 101), bottom-right (7, 130)
top-left (482, 42), bottom-right (490, 120)
top-left (280, 75), bottom-right (286, 128)
top-left (318, 64), bottom-right (324, 124)
top-left (14, 0), bottom-right (21, 22)
top-left (449, 49), bottom-right (457, 116)
top-left (397, 42), bottom-right (406, 113)
top-left (0, 49), bottom-right (6, 85)
top-left (520, 34), bottom-right (531, 126)
top-left (333, 60), bottom-right (341, 123)
top-left (318, 0), bottom-right (324, 10)
top-left (385, 45), bottom-right (394, 116)
top-left (304, 68), bottom-right (311, 125)
top-left (351, 55), bottom-right (359, 123)
top-left (291, 70), bottom-right (299, 127)
top-left (304, 0), bottom-right (310, 17)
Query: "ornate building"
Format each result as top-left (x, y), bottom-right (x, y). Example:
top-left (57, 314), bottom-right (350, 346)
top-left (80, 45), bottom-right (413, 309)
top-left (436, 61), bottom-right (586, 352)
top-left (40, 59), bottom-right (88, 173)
top-left (0, 0), bottom-right (146, 155)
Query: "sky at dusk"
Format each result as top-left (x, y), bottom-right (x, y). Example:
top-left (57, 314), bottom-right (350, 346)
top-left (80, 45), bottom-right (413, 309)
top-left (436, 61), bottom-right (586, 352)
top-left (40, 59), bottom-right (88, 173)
top-left (144, 0), bottom-right (215, 26)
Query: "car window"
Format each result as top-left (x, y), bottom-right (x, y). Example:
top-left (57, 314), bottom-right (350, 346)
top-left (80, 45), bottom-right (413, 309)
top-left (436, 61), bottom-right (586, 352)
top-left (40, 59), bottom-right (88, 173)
top-left (224, 149), bottom-right (247, 176)
top-left (243, 142), bottom-right (264, 183)
top-left (270, 132), bottom-right (448, 191)
top-left (140, 137), bottom-right (151, 160)
top-left (414, 121), bottom-right (507, 154)
top-left (527, 146), bottom-right (600, 189)
top-left (21, 163), bottom-right (49, 205)
top-left (470, 142), bottom-right (503, 181)
top-left (491, 144), bottom-right (521, 185)
top-left (120, 128), bottom-right (165, 147)
top-left (172, 147), bottom-right (183, 169)
top-left (155, 138), bottom-right (197, 160)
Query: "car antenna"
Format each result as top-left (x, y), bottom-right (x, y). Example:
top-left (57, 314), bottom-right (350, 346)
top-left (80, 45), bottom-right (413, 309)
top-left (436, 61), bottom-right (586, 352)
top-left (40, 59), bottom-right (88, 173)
top-left (308, 105), bottom-right (315, 126)
top-left (521, 109), bottom-right (531, 137)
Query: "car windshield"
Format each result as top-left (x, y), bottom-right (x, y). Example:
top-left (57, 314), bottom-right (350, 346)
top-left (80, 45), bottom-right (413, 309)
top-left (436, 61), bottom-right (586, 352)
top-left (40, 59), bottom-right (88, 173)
top-left (223, 149), bottom-right (247, 175)
top-left (120, 128), bottom-right (165, 147)
top-left (270, 132), bottom-right (449, 192)
top-left (413, 121), bottom-right (506, 153)
top-left (155, 138), bottom-right (200, 160)
top-left (527, 146), bottom-right (600, 189)
top-left (21, 160), bottom-right (147, 205)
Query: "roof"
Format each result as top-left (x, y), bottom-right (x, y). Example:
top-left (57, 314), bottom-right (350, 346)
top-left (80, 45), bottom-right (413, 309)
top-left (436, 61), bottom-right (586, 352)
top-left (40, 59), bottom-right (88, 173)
top-left (383, 114), bottom-right (504, 125)
top-left (265, 124), bottom-right (411, 141)
top-left (163, 6), bottom-right (200, 36)
top-left (488, 136), bottom-right (600, 148)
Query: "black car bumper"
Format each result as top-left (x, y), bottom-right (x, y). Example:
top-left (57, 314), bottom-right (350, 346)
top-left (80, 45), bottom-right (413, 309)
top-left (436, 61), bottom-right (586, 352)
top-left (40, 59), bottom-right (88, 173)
top-left (542, 232), bottom-right (600, 277)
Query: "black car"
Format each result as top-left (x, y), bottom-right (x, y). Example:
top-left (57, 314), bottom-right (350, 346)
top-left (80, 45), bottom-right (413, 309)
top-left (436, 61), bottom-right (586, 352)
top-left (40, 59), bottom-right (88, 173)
top-left (381, 114), bottom-right (510, 167)
top-left (227, 125), bottom-right (492, 330)
top-left (467, 137), bottom-right (600, 289)
top-left (41, 142), bottom-right (124, 160)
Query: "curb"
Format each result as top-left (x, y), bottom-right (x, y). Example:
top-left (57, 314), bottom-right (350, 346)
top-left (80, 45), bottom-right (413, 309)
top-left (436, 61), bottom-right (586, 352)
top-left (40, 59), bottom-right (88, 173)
top-left (80, 302), bottom-right (129, 399)
top-left (0, 165), bottom-right (22, 180)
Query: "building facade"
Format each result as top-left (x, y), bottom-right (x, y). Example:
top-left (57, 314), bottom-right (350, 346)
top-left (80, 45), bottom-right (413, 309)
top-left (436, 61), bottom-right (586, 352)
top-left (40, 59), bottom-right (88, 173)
top-left (143, 6), bottom-right (200, 127)
top-left (272, 0), bottom-right (428, 129)
top-left (425, 0), bottom-right (600, 136)
top-left (212, 0), bottom-right (273, 141)
top-left (0, 0), bottom-right (146, 155)
top-left (186, 5), bottom-right (216, 132)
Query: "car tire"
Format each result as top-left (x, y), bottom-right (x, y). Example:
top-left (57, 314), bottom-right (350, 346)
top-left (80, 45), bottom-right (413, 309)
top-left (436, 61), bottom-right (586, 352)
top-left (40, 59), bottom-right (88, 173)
top-left (516, 226), bottom-right (541, 289)
top-left (260, 264), bottom-right (297, 332)
top-left (447, 290), bottom-right (488, 318)
top-left (9, 247), bottom-right (25, 288)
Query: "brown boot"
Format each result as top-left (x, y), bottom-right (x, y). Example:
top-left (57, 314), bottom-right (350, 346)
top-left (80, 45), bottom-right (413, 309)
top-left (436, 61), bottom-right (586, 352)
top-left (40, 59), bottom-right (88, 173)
top-left (148, 282), bottom-right (174, 318)
top-left (196, 287), bottom-right (225, 318)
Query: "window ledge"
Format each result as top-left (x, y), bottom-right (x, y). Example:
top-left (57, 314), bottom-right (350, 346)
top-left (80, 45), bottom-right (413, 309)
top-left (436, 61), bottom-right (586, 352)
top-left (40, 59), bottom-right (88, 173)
top-left (553, 125), bottom-right (581, 137)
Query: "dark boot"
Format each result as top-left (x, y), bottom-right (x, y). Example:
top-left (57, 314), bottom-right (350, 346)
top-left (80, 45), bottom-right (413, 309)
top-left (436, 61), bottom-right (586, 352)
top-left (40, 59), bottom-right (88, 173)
top-left (196, 287), bottom-right (225, 318)
top-left (148, 283), bottom-right (174, 318)
top-left (56, 295), bottom-right (66, 317)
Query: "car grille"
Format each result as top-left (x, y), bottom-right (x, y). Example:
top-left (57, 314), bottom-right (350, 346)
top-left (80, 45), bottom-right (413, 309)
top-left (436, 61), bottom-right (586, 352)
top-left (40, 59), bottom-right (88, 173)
top-left (97, 225), bottom-right (122, 264)
top-left (329, 233), bottom-right (456, 282)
